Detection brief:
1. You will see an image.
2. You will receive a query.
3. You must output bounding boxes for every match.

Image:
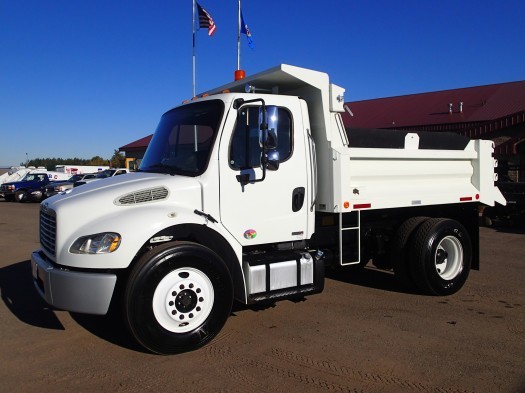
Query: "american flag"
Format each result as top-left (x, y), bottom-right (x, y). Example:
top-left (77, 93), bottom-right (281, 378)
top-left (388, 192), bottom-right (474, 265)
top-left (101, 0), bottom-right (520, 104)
top-left (197, 2), bottom-right (217, 36)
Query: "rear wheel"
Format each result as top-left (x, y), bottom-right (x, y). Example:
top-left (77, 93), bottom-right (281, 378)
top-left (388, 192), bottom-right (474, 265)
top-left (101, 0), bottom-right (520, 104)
top-left (124, 242), bottom-right (233, 354)
top-left (391, 217), bottom-right (429, 289)
top-left (408, 218), bottom-right (471, 296)
top-left (30, 190), bottom-right (44, 202)
top-left (481, 207), bottom-right (494, 227)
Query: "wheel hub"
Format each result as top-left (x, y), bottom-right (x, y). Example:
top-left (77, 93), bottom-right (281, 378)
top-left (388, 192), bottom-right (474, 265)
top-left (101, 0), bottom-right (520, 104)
top-left (175, 289), bottom-right (198, 313)
top-left (153, 267), bottom-right (213, 333)
top-left (435, 236), bottom-right (463, 280)
top-left (436, 249), bottom-right (448, 265)
top-left (165, 282), bottom-right (205, 321)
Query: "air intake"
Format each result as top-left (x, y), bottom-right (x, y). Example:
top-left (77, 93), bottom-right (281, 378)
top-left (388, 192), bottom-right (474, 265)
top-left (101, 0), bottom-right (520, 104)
top-left (115, 187), bottom-right (169, 206)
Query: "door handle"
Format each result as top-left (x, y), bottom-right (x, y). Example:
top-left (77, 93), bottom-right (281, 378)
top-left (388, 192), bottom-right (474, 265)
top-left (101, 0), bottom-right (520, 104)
top-left (292, 187), bottom-right (305, 212)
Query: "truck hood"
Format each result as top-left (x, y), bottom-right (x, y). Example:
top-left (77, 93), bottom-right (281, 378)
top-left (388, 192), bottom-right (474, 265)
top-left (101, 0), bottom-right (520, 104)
top-left (41, 172), bottom-right (206, 270)
top-left (2, 180), bottom-right (44, 188)
top-left (44, 172), bottom-right (203, 211)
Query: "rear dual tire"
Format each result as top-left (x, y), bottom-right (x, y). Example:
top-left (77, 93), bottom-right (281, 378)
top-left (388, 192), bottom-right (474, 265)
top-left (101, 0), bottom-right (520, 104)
top-left (391, 216), bottom-right (429, 288)
top-left (393, 217), bottom-right (471, 296)
top-left (408, 218), bottom-right (471, 296)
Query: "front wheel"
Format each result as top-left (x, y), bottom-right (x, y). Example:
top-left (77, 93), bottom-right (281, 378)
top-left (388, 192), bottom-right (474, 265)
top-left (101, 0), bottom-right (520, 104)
top-left (124, 242), bottom-right (233, 355)
top-left (15, 190), bottom-right (27, 202)
top-left (409, 218), bottom-right (471, 296)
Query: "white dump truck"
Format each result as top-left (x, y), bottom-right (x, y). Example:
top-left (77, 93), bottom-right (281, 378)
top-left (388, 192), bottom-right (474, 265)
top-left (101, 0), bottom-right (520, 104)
top-left (31, 64), bottom-right (505, 354)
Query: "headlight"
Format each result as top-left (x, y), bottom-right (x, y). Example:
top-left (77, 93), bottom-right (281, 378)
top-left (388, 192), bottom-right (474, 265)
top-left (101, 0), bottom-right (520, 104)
top-left (69, 232), bottom-right (121, 254)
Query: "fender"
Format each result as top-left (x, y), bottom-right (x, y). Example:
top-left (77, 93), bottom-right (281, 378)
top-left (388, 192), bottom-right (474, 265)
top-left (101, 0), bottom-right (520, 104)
top-left (135, 223), bottom-right (247, 304)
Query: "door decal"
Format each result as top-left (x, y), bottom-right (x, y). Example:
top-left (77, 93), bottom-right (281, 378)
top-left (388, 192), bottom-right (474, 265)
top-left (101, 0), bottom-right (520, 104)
top-left (243, 229), bottom-right (257, 239)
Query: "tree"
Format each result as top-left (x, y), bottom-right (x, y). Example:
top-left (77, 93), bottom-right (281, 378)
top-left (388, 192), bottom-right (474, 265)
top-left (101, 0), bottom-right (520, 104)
top-left (110, 150), bottom-right (126, 168)
top-left (88, 156), bottom-right (109, 166)
top-left (25, 156), bottom-right (113, 170)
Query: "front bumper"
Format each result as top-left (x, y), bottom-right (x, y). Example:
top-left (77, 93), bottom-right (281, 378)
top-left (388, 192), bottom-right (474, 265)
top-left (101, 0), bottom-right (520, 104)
top-left (31, 250), bottom-right (117, 315)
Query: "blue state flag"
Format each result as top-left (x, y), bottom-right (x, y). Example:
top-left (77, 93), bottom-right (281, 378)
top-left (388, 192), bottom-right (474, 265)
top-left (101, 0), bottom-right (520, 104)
top-left (240, 11), bottom-right (254, 49)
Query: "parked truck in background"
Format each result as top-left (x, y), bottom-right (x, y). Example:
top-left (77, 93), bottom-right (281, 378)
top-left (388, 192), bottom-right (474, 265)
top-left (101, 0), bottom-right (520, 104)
top-left (44, 173), bottom-right (98, 198)
top-left (0, 166), bottom-right (46, 187)
top-left (73, 168), bottom-right (129, 186)
top-left (1, 171), bottom-right (70, 202)
top-left (31, 64), bottom-right (506, 355)
top-left (55, 165), bottom-right (109, 175)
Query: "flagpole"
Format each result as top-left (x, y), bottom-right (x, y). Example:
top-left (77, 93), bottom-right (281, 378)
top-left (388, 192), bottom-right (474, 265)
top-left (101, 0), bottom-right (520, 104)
top-left (192, 0), bottom-right (196, 97)
top-left (237, 0), bottom-right (241, 71)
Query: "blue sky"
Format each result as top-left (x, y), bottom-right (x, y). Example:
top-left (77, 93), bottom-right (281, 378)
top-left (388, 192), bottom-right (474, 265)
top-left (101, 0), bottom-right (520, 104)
top-left (1, 0), bottom-right (524, 167)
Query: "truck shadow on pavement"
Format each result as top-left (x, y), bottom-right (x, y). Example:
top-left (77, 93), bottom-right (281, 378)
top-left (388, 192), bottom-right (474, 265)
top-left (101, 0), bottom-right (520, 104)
top-left (0, 260), bottom-right (146, 353)
top-left (325, 264), bottom-right (421, 295)
top-left (0, 260), bottom-right (65, 330)
top-left (492, 224), bottom-right (525, 234)
top-left (69, 312), bottom-right (147, 354)
top-left (1, 260), bottom-right (417, 352)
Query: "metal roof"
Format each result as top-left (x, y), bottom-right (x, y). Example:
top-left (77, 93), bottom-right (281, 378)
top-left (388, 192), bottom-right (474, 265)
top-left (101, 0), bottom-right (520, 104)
top-left (119, 134), bottom-right (152, 151)
top-left (343, 80), bottom-right (525, 129)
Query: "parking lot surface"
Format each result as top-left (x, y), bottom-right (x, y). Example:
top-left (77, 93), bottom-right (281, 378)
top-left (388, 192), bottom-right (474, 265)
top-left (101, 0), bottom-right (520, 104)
top-left (0, 200), bottom-right (523, 393)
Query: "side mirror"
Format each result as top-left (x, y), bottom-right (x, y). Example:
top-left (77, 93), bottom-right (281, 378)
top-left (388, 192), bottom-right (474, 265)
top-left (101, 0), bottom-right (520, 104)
top-left (261, 150), bottom-right (279, 171)
top-left (259, 106), bottom-right (278, 150)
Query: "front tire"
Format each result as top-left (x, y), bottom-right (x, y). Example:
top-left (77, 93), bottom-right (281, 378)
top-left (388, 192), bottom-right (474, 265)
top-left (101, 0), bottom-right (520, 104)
top-left (409, 218), bottom-right (471, 296)
top-left (124, 242), bottom-right (234, 355)
top-left (15, 190), bottom-right (27, 202)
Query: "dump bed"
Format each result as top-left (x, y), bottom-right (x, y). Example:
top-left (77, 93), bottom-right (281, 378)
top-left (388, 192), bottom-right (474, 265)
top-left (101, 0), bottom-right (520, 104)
top-left (326, 134), bottom-right (506, 213)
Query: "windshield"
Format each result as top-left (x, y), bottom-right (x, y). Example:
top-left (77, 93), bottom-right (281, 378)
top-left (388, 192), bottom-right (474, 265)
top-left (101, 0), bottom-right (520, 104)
top-left (96, 169), bottom-right (116, 179)
top-left (139, 100), bottom-right (224, 176)
top-left (22, 173), bottom-right (47, 182)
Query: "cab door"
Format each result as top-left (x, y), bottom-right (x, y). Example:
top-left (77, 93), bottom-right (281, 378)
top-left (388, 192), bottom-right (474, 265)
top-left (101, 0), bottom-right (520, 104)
top-left (219, 96), bottom-right (312, 246)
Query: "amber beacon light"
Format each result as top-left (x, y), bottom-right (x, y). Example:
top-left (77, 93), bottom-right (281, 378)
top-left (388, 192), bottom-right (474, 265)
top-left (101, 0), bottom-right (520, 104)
top-left (234, 69), bottom-right (246, 81)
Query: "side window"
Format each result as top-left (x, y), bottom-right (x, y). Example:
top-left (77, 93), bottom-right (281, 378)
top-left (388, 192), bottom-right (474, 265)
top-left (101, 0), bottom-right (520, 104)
top-left (229, 106), bottom-right (292, 170)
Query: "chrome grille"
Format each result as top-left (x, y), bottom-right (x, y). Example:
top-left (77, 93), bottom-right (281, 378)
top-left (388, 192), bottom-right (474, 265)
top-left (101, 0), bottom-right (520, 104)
top-left (115, 187), bottom-right (169, 206)
top-left (40, 206), bottom-right (56, 256)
